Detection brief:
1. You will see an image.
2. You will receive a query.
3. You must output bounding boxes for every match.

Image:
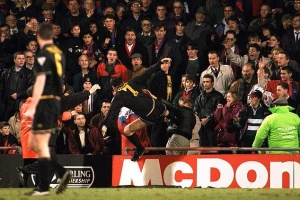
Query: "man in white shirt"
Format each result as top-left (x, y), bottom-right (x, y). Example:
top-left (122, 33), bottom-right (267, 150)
top-left (200, 50), bottom-right (235, 96)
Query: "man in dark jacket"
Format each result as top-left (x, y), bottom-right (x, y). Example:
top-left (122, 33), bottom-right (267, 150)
top-left (0, 51), bottom-right (34, 121)
top-left (164, 97), bottom-right (196, 155)
top-left (68, 113), bottom-right (104, 155)
top-left (194, 74), bottom-right (224, 147)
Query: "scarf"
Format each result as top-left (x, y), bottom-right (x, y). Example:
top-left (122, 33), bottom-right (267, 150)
top-left (83, 40), bottom-right (95, 60)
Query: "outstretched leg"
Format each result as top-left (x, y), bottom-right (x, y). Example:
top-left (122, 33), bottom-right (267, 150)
top-left (124, 118), bottom-right (147, 161)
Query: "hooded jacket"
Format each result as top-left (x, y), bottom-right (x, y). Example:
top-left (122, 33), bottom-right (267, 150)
top-left (253, 105), bottom-right (300, 154)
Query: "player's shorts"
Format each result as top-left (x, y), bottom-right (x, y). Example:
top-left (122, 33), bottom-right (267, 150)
top-left (31, 98), bottom-right (60, 134)
top-left (141, 99), bottom-right (167, 124)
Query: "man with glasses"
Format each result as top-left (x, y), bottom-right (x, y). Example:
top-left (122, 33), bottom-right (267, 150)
top-left (24, 50), bottom-right (35, 70)
top-left (121, 0), bottom-right (142, 33)
top-left (168, 0), bottom-right (191, 23)
top-left (137, 17), bottom-right (155, 47)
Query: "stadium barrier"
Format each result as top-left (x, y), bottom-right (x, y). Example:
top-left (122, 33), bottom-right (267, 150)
top-left (1, 147), bottom-right (300, 189)
top-left (0, 146), bottom-right (22, 154)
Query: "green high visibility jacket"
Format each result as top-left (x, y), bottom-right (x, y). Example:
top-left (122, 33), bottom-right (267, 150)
top-left (252, 106), bottom-right (300, 154)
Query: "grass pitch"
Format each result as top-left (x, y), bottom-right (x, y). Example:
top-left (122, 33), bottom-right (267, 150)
top-left (1, 188), bottom-right (300, 200)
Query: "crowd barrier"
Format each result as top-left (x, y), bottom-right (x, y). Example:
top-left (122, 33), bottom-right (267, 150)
top-left (1, 147), bottom-right (300, 189)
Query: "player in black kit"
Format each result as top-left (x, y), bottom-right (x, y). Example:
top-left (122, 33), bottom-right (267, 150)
top-left (101, 58), bottom-right (172, 161)
top-left (24, 23), bottom-right (71, 196)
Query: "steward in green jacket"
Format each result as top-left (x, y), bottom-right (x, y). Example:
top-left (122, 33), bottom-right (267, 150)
top-left (252, 97), bottom-right (300, 154)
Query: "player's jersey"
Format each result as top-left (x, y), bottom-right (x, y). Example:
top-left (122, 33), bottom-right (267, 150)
top-left (35, 44), bottom-right (66, 96)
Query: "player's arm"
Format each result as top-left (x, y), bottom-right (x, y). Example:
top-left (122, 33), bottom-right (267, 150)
top-left (31, 74), bottom-right (46, 108)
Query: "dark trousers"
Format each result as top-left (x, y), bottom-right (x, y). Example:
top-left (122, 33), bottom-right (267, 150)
top-left (150, 118), bottom-right (168, 154)
top-left (3, 100), bottom-right (19, 121)
top-left (200, 126), bottom-right (217, 147)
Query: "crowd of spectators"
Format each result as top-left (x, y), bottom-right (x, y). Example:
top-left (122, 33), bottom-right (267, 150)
top-left (1, 0), bottom-right (300, 156)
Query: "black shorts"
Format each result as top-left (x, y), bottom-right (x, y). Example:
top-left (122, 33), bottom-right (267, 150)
top-left (31, 99), bottom-right (60, 134)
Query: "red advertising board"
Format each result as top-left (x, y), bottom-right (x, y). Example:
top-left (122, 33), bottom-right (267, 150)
top-left (112, 155), bottom-right (300, 188)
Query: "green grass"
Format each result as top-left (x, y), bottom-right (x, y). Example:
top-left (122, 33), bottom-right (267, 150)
top-left (1, 188), bottom-right (300, 200)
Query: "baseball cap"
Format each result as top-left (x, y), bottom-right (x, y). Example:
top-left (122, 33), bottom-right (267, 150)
top-left (250, 90), bottom-right (263, 99)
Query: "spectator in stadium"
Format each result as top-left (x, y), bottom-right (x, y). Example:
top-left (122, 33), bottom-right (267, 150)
top-left (219, 30), bottom-right (242, 80)
top-left (200, 50), bottom-right (235, 96)
top-left (281, 13), bottom-right (300, 65)
top-left (5, 15), bottom-right (19, 36)
top-left (96, 48), bottom-right (128, 100)
top-left (130, 53), bottom-right (147, 81)
top-left (164, 97), bottom-right (196, 155)
top-left (9, 0), bottom-right (36, 29)
top-left (90, 99), bottom-right (111, 131)
top-left (294, 0), bottom-right (300, 15)
top-left (0, 122), bottom-right (18, 154)
top-left (168, 0), bottom-right (191, 24)
top-left (270, 51), bottom-right (300, 81)
top-left (184, 6), bottom-right (213, 62)
top-left (81, 75), bottom-right (101, 121)
top-left (82, 0), bottom-right (101, 30)
top-left (25, 39), bottom-right (38, 55)
top-left (16, 17), bottom-right (38, 51)
top-left (151, 3), bottom-right (175, 38)
top-left (185, 43), bottom-right (202, 83)
top-left (148, 56), bottom-right (175, 152)
top-left (137, 17), bottom-right (155, 47)
top-left (0, 24), bottom-right (17, 70)
top-left (62, 23), bottom-right (83, 84)
top-left (146, 22), bottom-right (168, 65)
top-left (266, 66), bottom-right (300, 102)
top-left (72, 54), bottom-right (98, 93)
top-left (115, 3), bottom-right (126, 28)
top-left (81, 31), bottom-right (103, 69)
top-left (24, 50), bottom-right (36, 70)
top-left (172, 74), bottom-right (199, 107)
top-left (194, 74), bottom-right (224, 147)
top-left (121, 0), bottom-right (143, 33)
top-left (215, 4), bottom-right (239, 38)
top-left (61, 0), bottom-right (85, 36)
top-left (52, 21), bottom-right (65, 49)
top-left (253, 97), bottom-right (300, 154)
top-left (214, 91), bottom-right (243, 148)
top-left (224, 43), bottom-right (271, 72)
top-left (275, 82), bottom-right (298, 110)
top-left (98, 14), bottom-right (124, 51)
top-left (140, 0), bottom-right (155, 19)
top-left (261, 34), bottom-right (281, 58)
top-left (227, 16), bottom-right (248, 56)
top-left (167, 18), bottom-right (189, 83)
top-left (115, 28), bottom-right (149, 79)
top-left (230, 63), bottom-right (257, 105)
top-left (38, 3), bottom-right (56, 24)
top-left (247, 3), bottom-right (277, 35)
top-left (68, 112), bottom-right (105, 155)
top-left (0, 51), bottom-right (34, 121)
top-left (237, 90), bottom-right (270, 149)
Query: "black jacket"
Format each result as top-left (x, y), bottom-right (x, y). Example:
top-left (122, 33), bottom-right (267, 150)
top-left (193, 89), bottom-right (224, 127)
top-left (0, 66), bottom-right (34, 104)
top-left (162, 99), bottom-right (195, 140)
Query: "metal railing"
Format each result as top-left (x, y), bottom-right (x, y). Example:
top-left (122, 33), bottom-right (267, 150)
top-left (0, 146), bottom-right (22, 154)
top-left (124, 147), bottom-right (300, 155)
